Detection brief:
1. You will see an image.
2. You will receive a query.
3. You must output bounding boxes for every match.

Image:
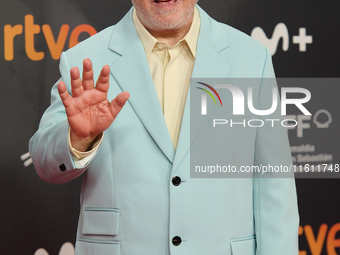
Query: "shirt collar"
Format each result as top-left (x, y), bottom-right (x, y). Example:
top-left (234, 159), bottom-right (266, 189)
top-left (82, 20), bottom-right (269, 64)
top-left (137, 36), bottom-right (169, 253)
top-left (133, 7), bottom-right (200, 59)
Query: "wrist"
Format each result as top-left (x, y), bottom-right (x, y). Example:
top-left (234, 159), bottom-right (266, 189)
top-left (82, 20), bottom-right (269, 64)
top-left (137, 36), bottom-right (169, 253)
top-left (70, 130), bottom-right (101, 152)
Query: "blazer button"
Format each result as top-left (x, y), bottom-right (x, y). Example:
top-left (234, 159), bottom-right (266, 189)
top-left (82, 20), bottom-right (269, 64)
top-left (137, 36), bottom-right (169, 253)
top-left (59, 164), bottom-right (66, 172)
top-left (172, 236), bottom-right (182, 246)
top-left (172, 176), bottom-right (182, 186)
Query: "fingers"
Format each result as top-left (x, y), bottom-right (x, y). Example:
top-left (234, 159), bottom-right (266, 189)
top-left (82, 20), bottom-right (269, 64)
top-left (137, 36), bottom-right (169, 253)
top-left (109, 91), bottom-right (130, 119)
top-left (82, 58), bottom-right (95, 90)
top-left (64, 59), bottom-right (110, 105)
top-left (70, 66), bottom-right (84, 97)
top-left (95, 65), bottom-right (111, 93)
top-left (58, 81), bottom-right (73, 108)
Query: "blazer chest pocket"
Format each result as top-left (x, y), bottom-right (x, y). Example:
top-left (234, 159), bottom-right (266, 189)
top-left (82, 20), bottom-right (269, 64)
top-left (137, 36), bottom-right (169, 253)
top-left (230, 237), bottom-right (255, 255)
top-left (82, 207), bottom-right (120, 236)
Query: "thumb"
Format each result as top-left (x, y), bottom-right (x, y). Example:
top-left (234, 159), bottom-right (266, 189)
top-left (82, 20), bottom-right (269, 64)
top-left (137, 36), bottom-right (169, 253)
top-left (109, 91), bottom-right (130, 119)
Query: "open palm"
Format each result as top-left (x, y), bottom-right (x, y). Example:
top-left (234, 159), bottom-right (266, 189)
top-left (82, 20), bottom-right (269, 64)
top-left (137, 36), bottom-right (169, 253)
top-left (58, 58), bottom-right (129, 151)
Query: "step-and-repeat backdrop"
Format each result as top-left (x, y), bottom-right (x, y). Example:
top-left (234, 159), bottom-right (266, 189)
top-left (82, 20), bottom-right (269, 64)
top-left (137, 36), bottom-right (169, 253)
top-left (1, 0), bottom-right (339, 254)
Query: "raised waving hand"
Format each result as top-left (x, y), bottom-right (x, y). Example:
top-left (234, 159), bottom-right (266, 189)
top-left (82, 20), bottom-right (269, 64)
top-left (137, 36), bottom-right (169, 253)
top-left (58, 58), bottom-right (129, 152)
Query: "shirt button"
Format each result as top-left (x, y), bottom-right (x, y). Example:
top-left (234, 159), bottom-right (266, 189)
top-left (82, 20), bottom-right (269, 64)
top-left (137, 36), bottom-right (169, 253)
top-left (59, 164), bottom-right (66, 172)
top-left (172, 236), bottom-right (182, 246)
top-left (172, 176), bottom-right (182, 186)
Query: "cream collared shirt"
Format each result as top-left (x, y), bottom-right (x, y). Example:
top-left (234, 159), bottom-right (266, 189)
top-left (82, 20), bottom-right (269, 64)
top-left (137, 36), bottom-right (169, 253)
top-left (133, 7), bottom-right (200, 149)
top-left (69, 7), bottom-right (200, 165)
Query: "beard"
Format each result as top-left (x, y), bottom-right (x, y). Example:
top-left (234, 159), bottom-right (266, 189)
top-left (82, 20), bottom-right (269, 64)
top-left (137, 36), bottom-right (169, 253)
top-left (132, 0), bottom-right (198, 31)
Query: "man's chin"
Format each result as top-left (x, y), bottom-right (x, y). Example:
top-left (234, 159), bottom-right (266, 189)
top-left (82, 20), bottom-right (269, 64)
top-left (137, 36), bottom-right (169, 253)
top-left (149, 12), bottom-right (193, 31)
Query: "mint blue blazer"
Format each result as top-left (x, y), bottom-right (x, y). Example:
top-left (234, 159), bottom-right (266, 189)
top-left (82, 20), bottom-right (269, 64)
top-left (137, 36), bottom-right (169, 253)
top-left (29, 5), bottom-right (299, 255)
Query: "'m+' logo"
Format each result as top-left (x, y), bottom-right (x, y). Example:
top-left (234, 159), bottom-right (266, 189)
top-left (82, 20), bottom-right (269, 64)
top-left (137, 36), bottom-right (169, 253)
top-left (250, 23), bottom-right (313, 55)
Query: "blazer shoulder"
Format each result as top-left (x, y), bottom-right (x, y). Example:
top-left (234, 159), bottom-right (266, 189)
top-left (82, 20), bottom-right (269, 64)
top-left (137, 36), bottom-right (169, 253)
top-left (70, 25), bottom-right (115, 51)
top-left (219, 22), bottom-right (267, 56)
top-left (59, 24), bottom-right (121, 75)
top-left (214, 21), bottom-right (271, 74)
top-left (197, 6), bottom-right (268, 61)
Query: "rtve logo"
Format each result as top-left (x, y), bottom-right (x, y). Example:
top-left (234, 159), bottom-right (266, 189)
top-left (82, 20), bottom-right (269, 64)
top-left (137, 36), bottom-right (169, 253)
top-left (299, 223), bottom-right (340, 255)
top-left (4, 14), bottom-right (97, 61)
top-left (251, 23), bottom-right (313, 55)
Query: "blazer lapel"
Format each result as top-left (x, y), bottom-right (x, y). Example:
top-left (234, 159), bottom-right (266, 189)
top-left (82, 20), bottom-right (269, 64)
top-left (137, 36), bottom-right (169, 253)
top-left (172, 6), bottom-right (231, 173)
top-left (108, 8), bottom-right (175, 164)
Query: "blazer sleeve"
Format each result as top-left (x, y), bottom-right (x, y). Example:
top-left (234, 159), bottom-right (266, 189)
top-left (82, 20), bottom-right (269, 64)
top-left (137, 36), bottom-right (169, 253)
top-left (253, 47), bottom-right (300, 255)
top-left (29, 52), bottom-right (99, 184)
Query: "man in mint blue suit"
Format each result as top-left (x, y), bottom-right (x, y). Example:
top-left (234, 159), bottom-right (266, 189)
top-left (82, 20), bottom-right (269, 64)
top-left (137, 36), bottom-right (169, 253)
top-left (29, 0), bottom-right (299, 254)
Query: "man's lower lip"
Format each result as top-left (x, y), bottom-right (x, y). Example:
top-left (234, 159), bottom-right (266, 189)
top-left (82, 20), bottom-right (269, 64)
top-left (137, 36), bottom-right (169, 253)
top-left (154, 0), bottom-right (177, 5)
